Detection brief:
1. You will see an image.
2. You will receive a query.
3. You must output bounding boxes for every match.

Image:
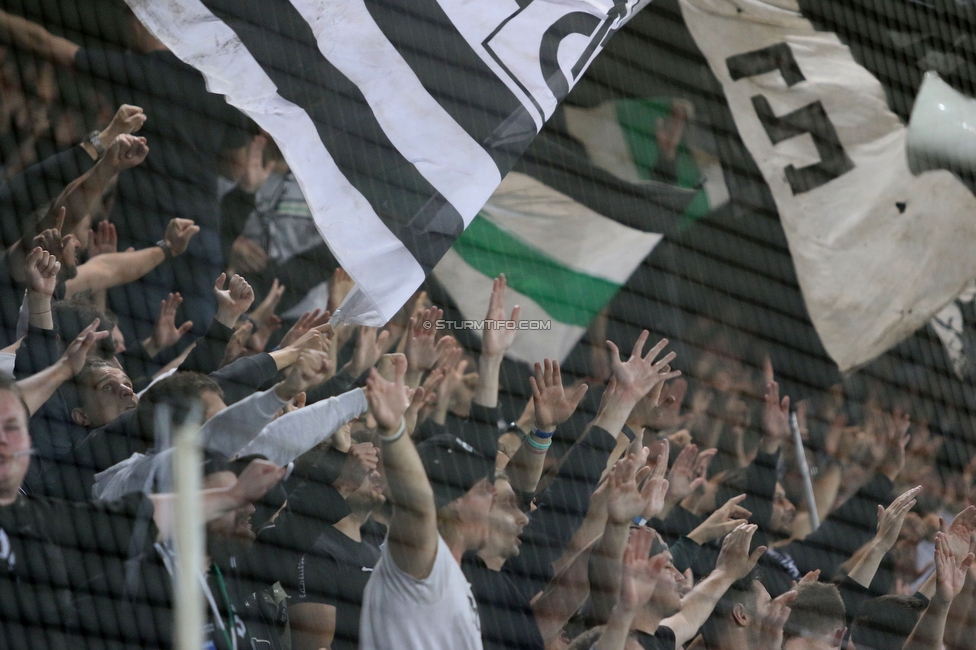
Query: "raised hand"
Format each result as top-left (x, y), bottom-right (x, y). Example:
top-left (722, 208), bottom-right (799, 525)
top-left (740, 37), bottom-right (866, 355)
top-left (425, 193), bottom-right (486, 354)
top-left (238, 133), bottom-right (276, 193)
top-left (229, 459), bottom-right (286, 506)
top-left (757, 590), bottom-right (798, 650)
top-left (760, 376), bottom-right (791, 454)
top-left (715, 523), bottom-right (766, 580)
top-left (88, 220), bottom-right (118, 257)
top-left (405, 383), bottom-right (436, 436)
top-left (619, 527), bottom-right (667, 612)
top-left (404, 306), bottom-right (450, 375)
top-left (230, 236), bottom-right (268, 275)
top-left (481, 274), bottom-right (521, 358)
top-left (665, 443), bottom-right (707, 508)
top-left (933, 531), bottom-right (975, 605)
top-left (275, 348), bottom-right (333, 401)
top-left (606, 454), bottom-right (646, 525)
top-left (878, 408), bottom-right (911, 481)
top-left (102, 104), bottom-right (146, 142)
top-left (287, 324), bottom-right (332, 355)
top-left (606, 331), bottom-right (681, 402)
top-left (942, 505), bottom-right (976, 565)
top-left (214, 273), bottom-right (255, 327)
top-left (365, 353), bottom-right (412, 432)
top-left (327, 267), bottom-right (355, 313)
top-left (530, 358), bottom-right (588, 433)
top-left (61, 319), bottom-right (110, 375)
top-left (102, 133), bottom-right (149, 171)
top-left (642, 377), bottom-right (688, 430)
top-left (607, 448), bottom-right (670, 525)
top-left (640, 457), bottom-right (671, 522)
top-left (344, 326), bottom-right (391, 377)
top-left (688, 494), bottom-right (752, 545)
top-left (145, 292), bottom-right (193, 357)
top-left (875, 486), bottom-right (922, 552)
top-left (333, 441), bottom-right (379, 495)
top-left (30, 214), bottom-right (65, 260)
top-left (220, 322), bottom-right (253, 368)
top-left (25, 246), bottom-right (59, 296)
top-left (163, 218), bottom-right (200, 256)
top-left (246, 278), bottom-right (285, 351)
top-left (280, 309), bottom-right (331, 349)
top-left (433, 352), bottom-right (467, 423)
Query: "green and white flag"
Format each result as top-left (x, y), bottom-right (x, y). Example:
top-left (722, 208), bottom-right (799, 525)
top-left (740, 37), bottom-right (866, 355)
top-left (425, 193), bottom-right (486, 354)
top-left (564, 98), bottom-right (730, 226)
top-left (433, 171), bottom-right (663, 364)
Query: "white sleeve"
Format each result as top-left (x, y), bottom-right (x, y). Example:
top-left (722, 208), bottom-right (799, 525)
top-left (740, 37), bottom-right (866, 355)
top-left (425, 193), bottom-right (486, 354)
top-left (199, 386), bottom-right (288, 457)
top-left (235, 388), bottom-right (368, 465)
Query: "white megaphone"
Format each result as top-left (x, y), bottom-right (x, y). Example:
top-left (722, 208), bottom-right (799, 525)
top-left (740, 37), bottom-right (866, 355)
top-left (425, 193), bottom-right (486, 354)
top-left (907, 71), bottom-right (976, 175)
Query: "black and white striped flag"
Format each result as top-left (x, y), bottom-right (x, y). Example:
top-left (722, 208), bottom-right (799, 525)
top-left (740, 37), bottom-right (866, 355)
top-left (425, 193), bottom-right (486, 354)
top-left (125, 0), bottom-right (650, 324)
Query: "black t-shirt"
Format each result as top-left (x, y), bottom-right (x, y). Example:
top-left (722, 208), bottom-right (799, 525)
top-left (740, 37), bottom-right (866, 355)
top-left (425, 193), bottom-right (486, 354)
top-left (284, 526), bottom-right (380, 650)
top-left (0, 493), bottom-right (165, 649)
top-left (462, 552), bottom-right (545, 650)
top-left (634, 626), bottom-right (677, 650)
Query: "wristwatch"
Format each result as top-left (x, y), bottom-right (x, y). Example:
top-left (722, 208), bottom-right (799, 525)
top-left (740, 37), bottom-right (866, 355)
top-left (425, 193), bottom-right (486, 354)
top-left (155, 239), bottom-right (174, 260)
top-left (87, 130), bottom-right (105, 156)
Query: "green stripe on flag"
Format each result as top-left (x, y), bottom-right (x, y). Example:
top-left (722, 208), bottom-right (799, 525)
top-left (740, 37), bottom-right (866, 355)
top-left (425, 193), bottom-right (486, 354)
top-left (615, 98), bottom-right (710, 226)
top-left (452, 216), bottom-right (621, 327)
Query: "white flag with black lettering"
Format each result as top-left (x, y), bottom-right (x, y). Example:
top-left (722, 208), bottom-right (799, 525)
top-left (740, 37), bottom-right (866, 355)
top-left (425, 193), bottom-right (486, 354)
top-left (680, 0), bottom-right (976, 371)
top-left (124, 0), bottom-right (650, 325)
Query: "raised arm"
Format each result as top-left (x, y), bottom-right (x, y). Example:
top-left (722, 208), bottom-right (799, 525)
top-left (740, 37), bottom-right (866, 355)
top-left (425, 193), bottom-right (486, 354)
top-left (366, 354), bottom-right (438, 579)
top-left (200, 348), bottom-right (332, 457)
top-left (847, 485), bottom-right (919, 588)
top-left (403, 305), bottom-right (451, 388)
top-left (26, 134), bottom-right (149, 245)
top-left (904, 533), bottom-right (974, 650)
top-left (474, 274), bottom-right (520, 409)
top-left (67, 218), bottom-right (199, 296)
top-left (661, 523), bottom-right (766, 646)
top-left (149, 458), bottom-right (285, 540)
top-left (0, 9), bottom-right (79, 67)
top-left (507, 358), bottom-right (587, 494)
top-left (589, 447), bottom-right (669, 623)
top-left (24, 245), bottom-right (59, 331)
top-left (595, 527), bottom-right (666, 650)
top-left (595, 332), bottom-right (681, 438)
top-left (17, 320), bottom-right (108, 415)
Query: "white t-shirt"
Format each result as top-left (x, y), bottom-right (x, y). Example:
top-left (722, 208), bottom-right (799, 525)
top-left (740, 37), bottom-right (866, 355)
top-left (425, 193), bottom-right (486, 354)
top-left (359, 535), bottom-right (483, 650)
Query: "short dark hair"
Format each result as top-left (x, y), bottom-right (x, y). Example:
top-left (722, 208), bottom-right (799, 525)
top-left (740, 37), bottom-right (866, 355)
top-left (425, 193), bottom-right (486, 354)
top-left (850, 595), bottom-right (925, 650)
top-left (135, 372), bottom-right (223, 444)
top-left (784, 582), bottom-right (845, 641)
top-left (701, 568), bottom-right (763, 647)
top-left (66, 357), bottom-right (124, 413)
top-left (53, 296), bottom-right (116, 359)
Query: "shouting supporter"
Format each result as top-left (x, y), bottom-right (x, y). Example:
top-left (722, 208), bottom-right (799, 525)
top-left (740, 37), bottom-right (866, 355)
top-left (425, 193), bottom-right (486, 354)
top-left (0, 372), bottom-right (285, 648)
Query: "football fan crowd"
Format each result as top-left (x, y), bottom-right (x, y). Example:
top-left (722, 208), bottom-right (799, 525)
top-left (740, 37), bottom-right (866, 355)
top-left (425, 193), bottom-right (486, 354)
top-left (0, 4), bottom-right (974, 650)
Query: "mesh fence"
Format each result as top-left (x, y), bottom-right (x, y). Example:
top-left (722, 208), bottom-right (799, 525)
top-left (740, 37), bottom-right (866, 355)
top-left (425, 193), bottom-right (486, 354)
top-left (0, 0), bottom-right (975, 648)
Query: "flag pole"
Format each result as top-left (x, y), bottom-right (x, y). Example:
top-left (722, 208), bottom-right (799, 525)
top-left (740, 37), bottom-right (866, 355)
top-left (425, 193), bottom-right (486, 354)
top-left (172, 405), bottom-right (204, 650)
top-left (790, 411), bottom-right (819, 532)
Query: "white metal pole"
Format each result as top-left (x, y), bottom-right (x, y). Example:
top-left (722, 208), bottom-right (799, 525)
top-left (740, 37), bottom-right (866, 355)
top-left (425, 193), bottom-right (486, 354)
top-left (172, 406), bottom-right (204, 650)
top-left (790, 411), bottom-right (820, 531)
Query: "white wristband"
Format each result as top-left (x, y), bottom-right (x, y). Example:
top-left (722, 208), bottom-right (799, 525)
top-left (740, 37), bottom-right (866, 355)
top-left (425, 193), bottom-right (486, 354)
top-left (378, 417), bottom-right (407, 444)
